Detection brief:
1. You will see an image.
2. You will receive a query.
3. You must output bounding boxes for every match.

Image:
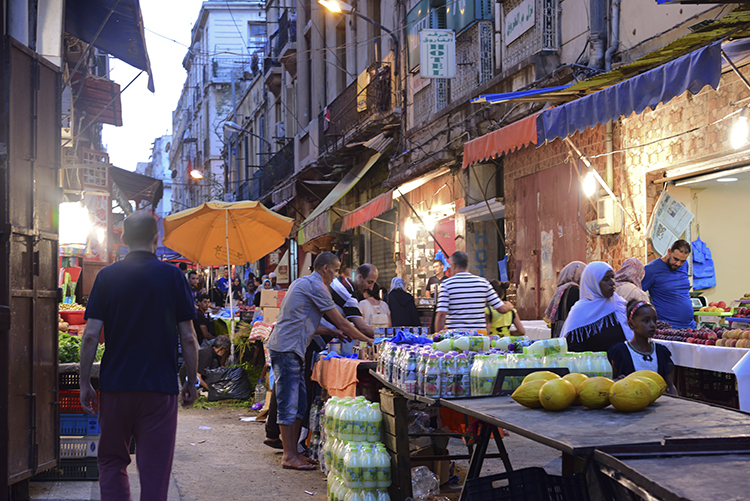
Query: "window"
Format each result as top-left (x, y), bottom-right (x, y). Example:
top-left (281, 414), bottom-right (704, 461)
top-left (248, 23), bottom-right (267, 52)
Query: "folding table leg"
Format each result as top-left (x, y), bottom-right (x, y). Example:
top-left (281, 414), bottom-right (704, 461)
top-left (491, 426), bottom-right (513, 473)
top-left (459, 422), bottom-right (492, 501)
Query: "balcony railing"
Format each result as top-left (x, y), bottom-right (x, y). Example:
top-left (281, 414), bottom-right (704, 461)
top-left (275, 9), bottom-right (296, 55)
top-left (318, 62), bottom-right (392, 155)
top-left (250, 142), bottom-right (294, 201)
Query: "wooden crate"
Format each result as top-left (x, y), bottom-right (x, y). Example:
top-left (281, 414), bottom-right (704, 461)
top-left (380, 388), bottom-right (412, 500)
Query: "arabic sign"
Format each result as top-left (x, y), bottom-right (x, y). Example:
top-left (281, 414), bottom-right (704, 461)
top-left (505, 0), bottom-right (535, 46)
top-left (420, 30), bottom-right (456, 79)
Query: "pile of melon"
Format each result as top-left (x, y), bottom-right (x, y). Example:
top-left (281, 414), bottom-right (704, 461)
top-left (511, 370), bottom-right (666, 412)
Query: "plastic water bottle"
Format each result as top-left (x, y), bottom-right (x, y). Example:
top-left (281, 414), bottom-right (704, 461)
top-left (253, 379), bottom-right (266, 405)
top-left (376, 489), bottom-right (391, 501)
top-left (344, 444), bottom-right (362, 488)
top-left (478, 355), bottom-right (497, 395)
top-left (362, 489), bottom-right (378, 501)
top-left (360, 444), bottom-right (377, 489)
top-left (433, 338), bottom-right (453, 352)
top-left (423, 355), bottom-right (440, 397)
top-left (581, 351), bottom-right (596, 377)
top-left (416, 351), bottom-right (427, 395)
top-left (453, 336), bottom-right (471, 352)
top-left (340, 402), bottom-right (354, 442)
top-left (366, 403), bottom-right (382, 442)
top-left (455, 353), bottom-right (471, 397)
top-left (375, 444), bottom-right (391, 488)
top-left (435, 353), bottom-right (448, 397)
top-left (444, 354), bottom-right (457, 398)
top-left (351, 403), bottom-right (367, 442)
top-left (404, 351), bottom-right (418, 394)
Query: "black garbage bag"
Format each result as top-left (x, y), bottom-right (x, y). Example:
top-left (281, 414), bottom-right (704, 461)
top-left (203, 366), bottom-right (252, 401)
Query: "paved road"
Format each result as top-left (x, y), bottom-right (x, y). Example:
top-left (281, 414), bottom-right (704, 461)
top-left (30, 403), bottom-right (562, 500)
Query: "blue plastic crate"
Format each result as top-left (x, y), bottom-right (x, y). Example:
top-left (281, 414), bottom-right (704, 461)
top-left (60, 414), bottom-right (100, 436)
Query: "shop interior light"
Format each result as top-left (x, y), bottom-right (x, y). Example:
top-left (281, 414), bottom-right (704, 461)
top-left (717, 177), bottom-right (739, 182)
top-left (731, 108), bottom-right (749, 149)
top-left (190, 169), bottom-right (205, 180)
top-left (59, 202), bottom-right (90, 245)
top-left (582, 170), bottom-right (597, 197)
top-left (422, 213), bottom-right (437, 231)
top-left (404, 220), bottom-right (418, 239)
top-left (96, 227), bottom-right (106, 244)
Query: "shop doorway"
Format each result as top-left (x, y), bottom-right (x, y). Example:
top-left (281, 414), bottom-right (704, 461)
top-left (515, 163), bottom-right (586, 319)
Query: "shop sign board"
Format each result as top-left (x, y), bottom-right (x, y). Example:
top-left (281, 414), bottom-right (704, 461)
top-left (505, 0), bottom-right (535, 46)
top-left (407, 0), bottom-right (431, 70)
top-left (420, 30), bottom-right (456, 79)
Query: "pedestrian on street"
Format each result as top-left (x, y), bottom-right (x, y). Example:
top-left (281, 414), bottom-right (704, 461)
top-left (435, 251), bottom-right (514, 332)
top-left (544, 261), bottom-right (586, 338)
top-left (642, 239), bottom-right (695, 329)
top-left (265, 252), bottom-right (370, 470)
top-left (614, 257), bottom-right (650, 303)
top-left (79, 211), bottom-right (199, 501)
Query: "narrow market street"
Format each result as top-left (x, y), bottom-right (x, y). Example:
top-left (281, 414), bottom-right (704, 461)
top-left (30, 403), bottom-right (563, 500)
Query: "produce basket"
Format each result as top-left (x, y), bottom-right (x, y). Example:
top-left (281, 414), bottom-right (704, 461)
top-left (60, 435), bottom-right (99, 458)
top-left (32, 458), bottom-right (98, 481)
top-left (59, 372), bottom-right (99, 390)
top-left (59, 390), bottom-right (99, 414)
top-left (463, 467), bottom-right (589, 501)
top-left (60, 413), bottom-right (100, 435)
top-left (59, 310), bottom-right (85, 325)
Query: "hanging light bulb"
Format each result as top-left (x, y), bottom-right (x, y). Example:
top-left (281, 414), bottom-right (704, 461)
top-left (423, 213), bottom-right (436, 231)
top-left (190, 169), bottom-right (205, 179)
top-left (582, 170), bottom-right (597, 197)
top-left (731, 108), bottom-right (749, 150)
top-left (404, 219), bottom-right (417, 239)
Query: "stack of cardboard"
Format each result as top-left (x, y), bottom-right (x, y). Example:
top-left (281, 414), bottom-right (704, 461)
top-left (260, 290), bottom-right (286, 324)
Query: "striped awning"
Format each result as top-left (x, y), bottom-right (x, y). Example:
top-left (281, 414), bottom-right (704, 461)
top-left (462, 112), bottom-right (540, 169)
top-left (340, 190), bottom-right (393, 231)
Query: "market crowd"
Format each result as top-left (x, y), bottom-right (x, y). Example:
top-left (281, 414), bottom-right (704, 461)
top-left (77, 210), bottom-right (687, 498)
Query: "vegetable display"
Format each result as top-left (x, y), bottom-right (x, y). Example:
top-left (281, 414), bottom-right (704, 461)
top-left (58, 333), bottom-right (104, 363)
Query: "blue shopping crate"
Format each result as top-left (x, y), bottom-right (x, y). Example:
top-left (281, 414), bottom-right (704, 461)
top-left (60, 414), bottom-right (100, 436)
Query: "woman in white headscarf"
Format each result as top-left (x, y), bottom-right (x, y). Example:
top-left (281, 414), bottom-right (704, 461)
top-left (385, 277), bottom-right (421, 327)
top-left (561, 261), bottom-right (633, 352)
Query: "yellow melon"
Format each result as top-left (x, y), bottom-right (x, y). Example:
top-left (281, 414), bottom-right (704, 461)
top-left (609, 378), bottom-right (652, 412)
top-left (522, 371), bottom-right (561, 385)
top-left (539, 378), bottom-right (577, 411)
top-left (511, 380), bottom-right (546, 408)
top-left (562, 373), bottom-right (589, 406)
top-left (628, 375), bottom-right (661, 404)
top-left (578, 377), bottom-right (614, 409)
top-left (628, 370), bottom-right (666, 397)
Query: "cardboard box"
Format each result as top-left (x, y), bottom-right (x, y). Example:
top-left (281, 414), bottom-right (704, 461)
top-left (262, 307), bottom-right (280, 324)
top-left (260, 290), bottom-right (286, 308)
top-left (410, 446), bottom-right (452, 485)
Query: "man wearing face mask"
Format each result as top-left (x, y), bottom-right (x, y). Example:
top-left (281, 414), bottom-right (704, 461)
top-left (642, 239), bottom-right (696, 329)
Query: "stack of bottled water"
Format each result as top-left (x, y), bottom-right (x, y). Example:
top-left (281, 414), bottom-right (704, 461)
top-left (321, 396), bottom-right (391, 501)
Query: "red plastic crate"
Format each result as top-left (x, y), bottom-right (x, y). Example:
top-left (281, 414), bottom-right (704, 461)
top-left (59, 390), bottom-right (99, 414)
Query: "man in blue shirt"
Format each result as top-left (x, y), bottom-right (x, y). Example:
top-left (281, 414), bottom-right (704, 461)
top-left (79, 212), bottom-right (199, 500)
top-left (642, 239), bottom-right (696, 329)
top-left (216, 267), bottom-right (230, 294)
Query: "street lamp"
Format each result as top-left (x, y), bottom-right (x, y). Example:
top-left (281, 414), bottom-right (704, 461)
top-left (224, 120), bottom-right (274, 149)
top-left (319, 0), bottom-right (399, 76)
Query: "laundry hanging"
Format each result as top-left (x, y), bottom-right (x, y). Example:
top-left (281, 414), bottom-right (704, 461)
top-left (692, 238), bottom-right (716, 290)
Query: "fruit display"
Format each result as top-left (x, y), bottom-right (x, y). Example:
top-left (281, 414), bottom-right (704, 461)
top-left (653, 326), bottom-right (720, 345)
top-left (59, 303), bottom-right (85, 311)
top-left (511, 370), bottom-right (666, 412)
top-left (609, 379), bottom-right (652, 412)
top-left (716, 329), bottom-right (750, 347)
top-left (733, 307), bottom-right (750, 319)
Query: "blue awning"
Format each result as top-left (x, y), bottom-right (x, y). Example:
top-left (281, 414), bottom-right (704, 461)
top-left (471, 84), bottom-right (573, 104)
top-left (65, 0), bottom-right (154, 92)
top-left (537, 42), bottom-right (721, 144)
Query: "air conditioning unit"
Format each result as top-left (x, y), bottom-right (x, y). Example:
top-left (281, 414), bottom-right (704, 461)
top-left (586, 196), bottom-right (623, 235)
top-left (275, 122), bottom-right (286, 140)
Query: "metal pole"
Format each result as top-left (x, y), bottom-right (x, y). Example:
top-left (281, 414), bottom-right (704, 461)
top-left (231, 69), bottom-right (240, 200)
top-left (226, 211), bottom-right (235, 360)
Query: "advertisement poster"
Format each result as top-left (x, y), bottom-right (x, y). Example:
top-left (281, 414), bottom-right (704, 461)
top-left (647, 191), bottom-right (694, 256)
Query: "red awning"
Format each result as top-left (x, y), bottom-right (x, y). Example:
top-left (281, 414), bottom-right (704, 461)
top-left (71, 73), bottom-right (123, 127)
top-left (341, 190), bottom-right (393, 231)
top-left (462, 111), bottom-right (540, 169)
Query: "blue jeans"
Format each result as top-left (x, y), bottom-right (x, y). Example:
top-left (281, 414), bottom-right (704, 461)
top-left (269, 350), bottom-right (306, 426)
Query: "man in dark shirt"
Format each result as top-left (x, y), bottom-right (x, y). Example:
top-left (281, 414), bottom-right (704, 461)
top-left (188, 270), bottom-right (200, 303)
top-left (427, 259), bottom-right (446, 297)
top-left (79, 211), bottom-right (198, 500)
top-left (193, 293), bottom-right (215, 345)
top-left (179, 335), bottom-right (230, 390)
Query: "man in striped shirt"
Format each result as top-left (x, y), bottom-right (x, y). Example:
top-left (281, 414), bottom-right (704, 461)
top-left (435, 251), bottom-right (514, 331)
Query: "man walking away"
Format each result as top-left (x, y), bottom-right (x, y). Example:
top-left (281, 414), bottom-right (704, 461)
top-left (435, 251), bottom-right (514, 332)
top-left (79, 211), bottom-right (199, 501)
top-left (266, 252), bottom-right (370, 470)
top-left (642, 239), bottom-right (696, 329)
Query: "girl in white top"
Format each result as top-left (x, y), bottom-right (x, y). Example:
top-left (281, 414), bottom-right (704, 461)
top-left (358, 282), bottom-right (392, 329)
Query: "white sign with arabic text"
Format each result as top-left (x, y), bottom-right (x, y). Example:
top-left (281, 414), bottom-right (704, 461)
top-left (505, 0), bottom-right (535, 46)
top-left (419, 29), bottom-right (456, 79)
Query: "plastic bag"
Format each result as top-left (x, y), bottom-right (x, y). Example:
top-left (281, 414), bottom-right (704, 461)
top-left (204, 366), bottom-right (252, 401)
top-left (411, 465), bottom-right (440, 500)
